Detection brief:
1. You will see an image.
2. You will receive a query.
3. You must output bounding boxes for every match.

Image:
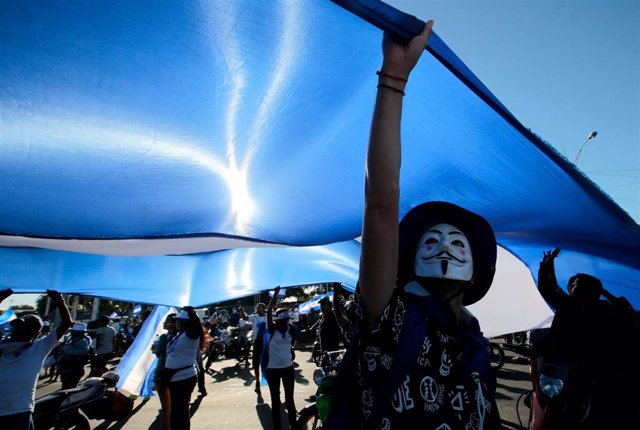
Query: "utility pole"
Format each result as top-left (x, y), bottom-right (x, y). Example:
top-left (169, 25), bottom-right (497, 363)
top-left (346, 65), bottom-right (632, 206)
top-left (91, 297), bottom-right (101, 320)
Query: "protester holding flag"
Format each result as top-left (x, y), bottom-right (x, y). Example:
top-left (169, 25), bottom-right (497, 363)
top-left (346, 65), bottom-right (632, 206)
top-left (331, 21), bottom-right (502, 429)
top-left (264, 286), bottom-right (298, 430)
top-left (0, 289), bottom-right (71, 430)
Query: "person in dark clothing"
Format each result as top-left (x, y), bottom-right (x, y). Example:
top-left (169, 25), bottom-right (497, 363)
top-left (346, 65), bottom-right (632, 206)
top-left (318, 296), bottom-right (343, 353)
top-left (327, 21), bottom-right (501, 429)
top-left (537, 248), bottom-right (640, 428)
top-left (152, 313), bottom-right (177, 430)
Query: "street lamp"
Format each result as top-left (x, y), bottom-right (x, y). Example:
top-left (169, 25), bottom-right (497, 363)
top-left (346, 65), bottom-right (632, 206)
top-left (573, 131), bottom-right (598, 164)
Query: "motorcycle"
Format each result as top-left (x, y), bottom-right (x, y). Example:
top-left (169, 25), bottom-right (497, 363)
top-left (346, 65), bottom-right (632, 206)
top-left (296, 349), bottom-right (345, 430)
top-left (488, 331), bottom-right (532, 371)
top-left (310, 325), bottom-right (322, 366)
top-left (204, 326), bottom-right (247, 365)
top-left (33, 371), bottom-right (134, 430)
top-left (517, 327), bottom-right (594, 430)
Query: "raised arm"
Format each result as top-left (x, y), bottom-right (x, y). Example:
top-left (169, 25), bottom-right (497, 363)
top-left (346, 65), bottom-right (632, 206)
top-left (537, 248), bottom-right (569, 312)
top-left (182, 306), bottom-right (204, 340)
top-left (359, 22), bottom-right (433, 324)
top-left (267, 286), bottom-right (280, 328)
top-left (47, 290), bottom-right (72, 339)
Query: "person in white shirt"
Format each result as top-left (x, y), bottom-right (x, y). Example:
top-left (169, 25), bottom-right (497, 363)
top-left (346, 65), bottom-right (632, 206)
top-left (162, 307), bottom-right (203, 430)
top-left (265, 287), bottom-right (299, 430)
top-left (249, 302), bottom-right (268, 392)
top-left (0, 289), bottom-right (72, 430)
top-left (89, 315), bottom-right (116, 376)
top-left (236, 307), bottom-right (251, 363)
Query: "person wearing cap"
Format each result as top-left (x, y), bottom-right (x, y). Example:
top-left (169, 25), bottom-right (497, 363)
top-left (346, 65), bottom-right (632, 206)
top-left (0, 289), bottom-right (72, 429)
top-left (163, 307), bottom-right (203, 430)
top-left (329, 22), bottom-right (501, 429)
top-left (59, 322), bottom-right (91, 389)
top-left (264, 286), bottom-right (298, 430)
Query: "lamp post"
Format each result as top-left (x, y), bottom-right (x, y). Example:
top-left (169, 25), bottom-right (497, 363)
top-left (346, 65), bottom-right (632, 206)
top-left (573, 131), bottom-right (598, 164)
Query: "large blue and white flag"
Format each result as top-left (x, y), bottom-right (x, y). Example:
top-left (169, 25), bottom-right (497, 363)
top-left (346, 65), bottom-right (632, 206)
top-left (116, 305), bottom-right (175, 397)
top-left (132, 304), bottom-right (142, 316)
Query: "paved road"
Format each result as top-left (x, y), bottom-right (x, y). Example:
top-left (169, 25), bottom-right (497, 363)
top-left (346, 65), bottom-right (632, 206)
top-left (36, 341), bottom-right (532, 429)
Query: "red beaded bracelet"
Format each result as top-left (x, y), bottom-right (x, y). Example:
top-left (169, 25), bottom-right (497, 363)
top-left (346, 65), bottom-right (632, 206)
top-left (376, 70), bottom-right (408, 83)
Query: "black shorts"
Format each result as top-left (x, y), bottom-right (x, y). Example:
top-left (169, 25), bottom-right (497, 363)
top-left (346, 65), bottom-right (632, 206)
top-left (252, 337), bottom-right (264, 368)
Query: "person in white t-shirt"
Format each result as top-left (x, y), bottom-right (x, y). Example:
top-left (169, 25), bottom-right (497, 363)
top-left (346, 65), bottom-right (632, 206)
top-left (163, 307), bottom-right (203, 430)
top-left (265, 287), bottom-right (299, 430)
top-left (0, 289), bottom-right (72, 430)
top-left (236, 307), bottom-right (251, 363)
top-left (89, 315), bottom-right (116, 376)
top-left (248, 302), bottom-right (268, 392)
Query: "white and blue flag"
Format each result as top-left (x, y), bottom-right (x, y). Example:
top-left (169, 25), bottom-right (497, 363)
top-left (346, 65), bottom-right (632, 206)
top-left (298, 292), bottom-right (333, 315)
top-left (116, 305), bottom-right (175, 397)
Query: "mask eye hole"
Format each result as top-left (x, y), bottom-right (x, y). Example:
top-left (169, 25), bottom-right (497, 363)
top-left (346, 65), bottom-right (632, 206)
top-left (451, 239), bottom-right (465, 247)
top-left (425, 238), bottom-right (438, 245)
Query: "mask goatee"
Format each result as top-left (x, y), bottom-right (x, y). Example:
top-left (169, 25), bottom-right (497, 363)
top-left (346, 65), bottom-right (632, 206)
top-left (441, 260), bottom-right (449, 275)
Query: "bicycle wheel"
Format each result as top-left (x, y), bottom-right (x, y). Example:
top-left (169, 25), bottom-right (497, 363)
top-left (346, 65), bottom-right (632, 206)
top-left (489, 342), bottom-right (505, 370)
top-left (296, 404), bottom-right (322, 430)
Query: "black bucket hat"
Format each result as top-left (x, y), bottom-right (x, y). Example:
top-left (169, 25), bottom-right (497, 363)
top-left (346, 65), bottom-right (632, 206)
top-left (398, 201), bottom-right (497, 305)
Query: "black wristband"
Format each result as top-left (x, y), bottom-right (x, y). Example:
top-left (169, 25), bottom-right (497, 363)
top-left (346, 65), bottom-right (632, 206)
top-left (377, 83), bottom-right (405, 96)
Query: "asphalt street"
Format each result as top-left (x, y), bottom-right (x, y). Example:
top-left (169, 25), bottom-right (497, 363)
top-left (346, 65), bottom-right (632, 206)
top-left (35, 340), bottom-right (532, 429)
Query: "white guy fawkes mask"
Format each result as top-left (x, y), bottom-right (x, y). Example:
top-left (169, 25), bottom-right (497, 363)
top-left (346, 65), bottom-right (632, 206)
top-left (414, 223), bottom-right (473, 281)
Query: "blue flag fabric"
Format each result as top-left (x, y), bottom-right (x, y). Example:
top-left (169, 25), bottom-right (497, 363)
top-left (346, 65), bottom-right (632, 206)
top-left (0, 308), bottom-right (17, 325)
top-left (298, 293), bottom-right (334, 316)
top-left (0, 0), bottom-right (638, 333)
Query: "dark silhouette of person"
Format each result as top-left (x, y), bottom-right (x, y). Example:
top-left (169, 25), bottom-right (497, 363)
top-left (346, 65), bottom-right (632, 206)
top-left (537, 248), bottom-right (640, 428)
top-left (318, 296), bottom-right (343, 354)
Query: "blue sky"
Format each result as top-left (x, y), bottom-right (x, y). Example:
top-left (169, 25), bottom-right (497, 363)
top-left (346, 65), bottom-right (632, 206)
top-left (3, 0), bottom-right (638, 311)
top-left (389, 0), bottom-right (639, 221)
